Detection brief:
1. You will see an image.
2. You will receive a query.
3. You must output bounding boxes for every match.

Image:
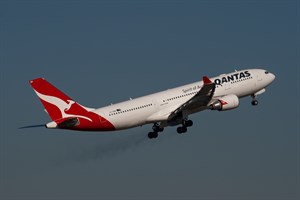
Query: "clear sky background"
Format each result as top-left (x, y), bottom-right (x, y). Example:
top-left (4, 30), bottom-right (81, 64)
top-left (0, 0), bottom-right (299, 200)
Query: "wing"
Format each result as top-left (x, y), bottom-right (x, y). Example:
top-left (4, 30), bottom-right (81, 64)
top-left (168, 76), bottom-right (215, 121)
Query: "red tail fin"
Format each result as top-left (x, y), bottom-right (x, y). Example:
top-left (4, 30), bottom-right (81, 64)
top-left (29, 78), bottom-right (92, 121)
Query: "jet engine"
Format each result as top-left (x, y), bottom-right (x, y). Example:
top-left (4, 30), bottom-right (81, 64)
top-left (209, 94), bottom-right (239, 111)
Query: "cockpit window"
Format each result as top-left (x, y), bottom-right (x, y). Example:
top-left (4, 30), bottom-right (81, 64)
top-left (265, 71), bottom-right (269, 74)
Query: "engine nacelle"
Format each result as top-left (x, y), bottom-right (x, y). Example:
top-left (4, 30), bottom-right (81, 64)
top-left (209, 94), bottom-right (239, 111)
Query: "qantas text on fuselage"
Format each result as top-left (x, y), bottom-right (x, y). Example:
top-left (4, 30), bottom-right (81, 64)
top-left (28, 68), bottom-right (275, 139)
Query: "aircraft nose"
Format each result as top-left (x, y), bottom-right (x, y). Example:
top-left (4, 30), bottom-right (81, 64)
top-left (270, 73), bottom-right (276, 82)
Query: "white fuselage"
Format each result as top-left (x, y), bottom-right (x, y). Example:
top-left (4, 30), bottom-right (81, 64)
top-left (91, 69), bottom-right (275, 130)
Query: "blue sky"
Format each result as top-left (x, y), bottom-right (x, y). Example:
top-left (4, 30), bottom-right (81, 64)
top-left (0, 1), bottom-right (299, 200)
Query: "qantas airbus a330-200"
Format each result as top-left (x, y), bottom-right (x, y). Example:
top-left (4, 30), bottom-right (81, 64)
top-left (28, 69), bottom-right (275, 139)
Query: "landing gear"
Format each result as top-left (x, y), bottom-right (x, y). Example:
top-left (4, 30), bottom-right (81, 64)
top-left (251, 94), bottom-right (258, 106)
top-left (183, 119), bottom-right (193, 127)
top-left (148, 132), bottom-right (158, 139)
top-left (148, 123), bottom-right (164, 139)
top-left (177, 119), bottom-right (193, 134)
top-left (251, 100), bottom-right (258, 106)
top-left (177, 126), bottom-right (187, 134)
top-left (148, 119), bottom-right (194, 138)
top-left (152, 122), bottom-right (164, 132)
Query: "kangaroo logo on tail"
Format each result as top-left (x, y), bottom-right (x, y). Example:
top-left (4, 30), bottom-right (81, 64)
top-left (30, 78), bottom-right (93, 122)
top-left (33, 90), bottom-right (92, 122)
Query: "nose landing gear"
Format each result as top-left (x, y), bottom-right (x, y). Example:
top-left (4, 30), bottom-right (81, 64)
top-left (251, 100), bottom-right (258, 106)
top-left (251, 94), bottom-right (258, 106)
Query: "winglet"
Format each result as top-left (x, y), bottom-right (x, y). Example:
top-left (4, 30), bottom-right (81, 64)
top-left (203, 76), bottom-right (212, 84)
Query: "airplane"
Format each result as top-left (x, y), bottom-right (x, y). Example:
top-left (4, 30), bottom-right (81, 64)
top-left (28, 69), bottom-right (275, 139)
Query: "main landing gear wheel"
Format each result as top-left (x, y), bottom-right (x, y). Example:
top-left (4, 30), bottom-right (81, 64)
top-left (148, 123), bottom-right (164, 139)
top-left (177, 126), bottom-right (187, 134)
top-left (148, 132), bottom-right (158, 139)
top-left (152, 125), bottom-right (164, 132)
top-left (183, 120), bottom-right (193, 127)
top-left (177, 119), bottom-right (193, 134)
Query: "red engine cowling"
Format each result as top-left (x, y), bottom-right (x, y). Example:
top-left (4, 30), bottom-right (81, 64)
top-left (209, 94), bottom-right (239, 111)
